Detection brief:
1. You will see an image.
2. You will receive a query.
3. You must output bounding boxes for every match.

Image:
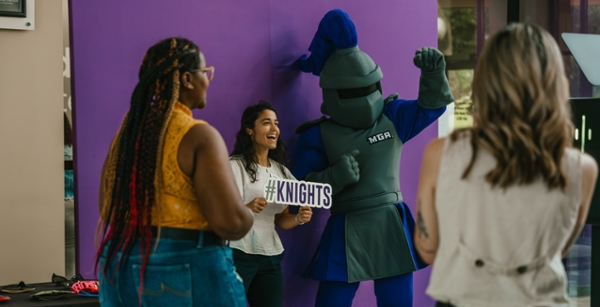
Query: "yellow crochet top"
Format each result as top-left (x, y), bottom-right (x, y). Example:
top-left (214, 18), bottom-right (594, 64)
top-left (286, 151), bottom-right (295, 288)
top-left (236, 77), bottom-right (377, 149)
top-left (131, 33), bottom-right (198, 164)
top-left (151, 102), bottom-right (209, 230)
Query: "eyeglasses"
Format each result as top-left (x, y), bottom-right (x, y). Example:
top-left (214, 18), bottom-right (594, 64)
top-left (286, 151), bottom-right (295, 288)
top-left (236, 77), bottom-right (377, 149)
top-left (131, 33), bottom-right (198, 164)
top-left (191, 66), bottom-right (215, 81)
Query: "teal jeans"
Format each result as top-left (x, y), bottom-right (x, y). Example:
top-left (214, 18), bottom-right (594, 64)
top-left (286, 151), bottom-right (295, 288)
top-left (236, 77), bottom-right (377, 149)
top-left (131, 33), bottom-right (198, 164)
top-left (99, 237), bottom-right (246, 307)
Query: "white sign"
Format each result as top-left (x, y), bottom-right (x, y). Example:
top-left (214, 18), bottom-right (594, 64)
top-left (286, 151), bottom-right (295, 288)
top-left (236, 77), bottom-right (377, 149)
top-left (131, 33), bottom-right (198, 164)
top-left (264, 178), bottom-right (332, 209)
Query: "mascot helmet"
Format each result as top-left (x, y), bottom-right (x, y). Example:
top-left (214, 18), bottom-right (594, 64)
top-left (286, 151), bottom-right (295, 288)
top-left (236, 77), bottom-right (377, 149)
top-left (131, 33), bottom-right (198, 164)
top-left (297, 9), bottom-right (385, 129)
top-left (320, 46), bottom-right (383, 129)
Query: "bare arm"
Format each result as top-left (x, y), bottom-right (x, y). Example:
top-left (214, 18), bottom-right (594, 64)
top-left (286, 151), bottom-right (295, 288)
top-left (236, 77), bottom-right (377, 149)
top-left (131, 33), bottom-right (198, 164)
top-left (275, 206), bottom-right (313, 230)
top-left (181, 124), bottom-right (253, 240)
top-left (414, 137), bottom-right (444, 264)
top-left (562, 153), bottom-right (598, 257)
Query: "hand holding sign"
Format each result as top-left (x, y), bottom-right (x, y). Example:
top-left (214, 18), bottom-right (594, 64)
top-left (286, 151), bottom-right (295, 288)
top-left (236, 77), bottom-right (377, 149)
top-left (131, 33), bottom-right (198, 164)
top-left (264, 178), bottom-right (332, 209)
top-left (246, 197), bottom-right (267, 213)
top-left (296, 206), bottom-right (313, 224)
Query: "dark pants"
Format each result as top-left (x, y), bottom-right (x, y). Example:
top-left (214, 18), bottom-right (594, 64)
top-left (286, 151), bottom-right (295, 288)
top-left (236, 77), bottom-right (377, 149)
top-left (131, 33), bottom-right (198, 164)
top-left (232, 248), bottom-right (284, 307)
top-left (436, 302), bottom-right (456, 307)
top-left (315, 272), bottom-right (413, 307)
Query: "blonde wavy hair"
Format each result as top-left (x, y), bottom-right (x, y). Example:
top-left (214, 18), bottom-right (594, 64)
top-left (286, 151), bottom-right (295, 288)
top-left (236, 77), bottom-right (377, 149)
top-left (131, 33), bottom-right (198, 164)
top-left (452, 23), bottom-right (572, 190)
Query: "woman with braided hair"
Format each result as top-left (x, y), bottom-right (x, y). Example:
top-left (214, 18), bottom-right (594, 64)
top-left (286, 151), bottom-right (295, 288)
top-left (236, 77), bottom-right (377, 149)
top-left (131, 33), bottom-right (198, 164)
top-left (96, 37), bottom-right (253, 306)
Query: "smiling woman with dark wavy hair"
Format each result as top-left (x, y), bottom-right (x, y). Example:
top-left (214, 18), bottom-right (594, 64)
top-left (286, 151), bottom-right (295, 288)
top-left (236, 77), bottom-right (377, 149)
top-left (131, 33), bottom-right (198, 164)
top-left (229, 101), bottom-right (313, 307)
top-left (414, 23), bottom-right (598, 307)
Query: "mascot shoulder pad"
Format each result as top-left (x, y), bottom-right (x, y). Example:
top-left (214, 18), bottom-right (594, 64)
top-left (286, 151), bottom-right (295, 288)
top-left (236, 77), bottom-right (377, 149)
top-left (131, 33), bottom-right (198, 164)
top-left (384, 93), bottom-right (399, 106)
top-left (296, 116), bottom-right (328, 134)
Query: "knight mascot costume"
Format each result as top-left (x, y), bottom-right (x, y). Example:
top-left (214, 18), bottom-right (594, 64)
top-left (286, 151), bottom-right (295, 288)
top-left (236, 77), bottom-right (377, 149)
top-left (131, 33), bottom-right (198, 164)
top-left (292, 9), bottom-right (454, 307)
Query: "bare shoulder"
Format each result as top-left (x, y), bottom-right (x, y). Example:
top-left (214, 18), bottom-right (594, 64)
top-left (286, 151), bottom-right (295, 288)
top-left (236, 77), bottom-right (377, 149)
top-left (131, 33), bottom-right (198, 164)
top-left (419, 137), bottom-right (446, 184)
top-left (426, 137), bottom-right (446, 150)
top-left (423, 137), bottom-right (446, 161)
top-left (184, 122), bottom-right (222, 146)
top-left (179, 123), bottom-right (228, 177)
top-left (581, 152), bottom-right (599, 181)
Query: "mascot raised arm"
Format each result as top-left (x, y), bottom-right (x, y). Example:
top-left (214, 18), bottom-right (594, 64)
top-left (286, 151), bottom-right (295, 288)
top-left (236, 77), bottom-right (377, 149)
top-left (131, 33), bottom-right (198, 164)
top-left (293, 9), bottom-right (454, 307)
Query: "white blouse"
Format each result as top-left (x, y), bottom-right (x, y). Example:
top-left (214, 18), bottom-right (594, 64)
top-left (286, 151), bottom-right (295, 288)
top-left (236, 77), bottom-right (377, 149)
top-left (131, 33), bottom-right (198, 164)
top-left (229, 156), bottom-right (295, 256)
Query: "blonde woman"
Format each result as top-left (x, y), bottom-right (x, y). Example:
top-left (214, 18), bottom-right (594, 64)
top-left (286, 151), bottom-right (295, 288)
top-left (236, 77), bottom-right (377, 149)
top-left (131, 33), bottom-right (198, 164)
top-left (415, 23), bottom-right (597, 307)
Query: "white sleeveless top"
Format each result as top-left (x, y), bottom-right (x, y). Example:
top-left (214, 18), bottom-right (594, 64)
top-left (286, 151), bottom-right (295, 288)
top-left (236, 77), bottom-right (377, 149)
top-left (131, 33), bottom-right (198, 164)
top-left (427, 135), bottom-right (582, 307)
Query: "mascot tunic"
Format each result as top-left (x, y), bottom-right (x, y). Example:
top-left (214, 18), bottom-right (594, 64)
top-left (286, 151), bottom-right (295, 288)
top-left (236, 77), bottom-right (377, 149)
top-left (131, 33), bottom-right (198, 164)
top-left (293, 9), bottom-right (454, 307)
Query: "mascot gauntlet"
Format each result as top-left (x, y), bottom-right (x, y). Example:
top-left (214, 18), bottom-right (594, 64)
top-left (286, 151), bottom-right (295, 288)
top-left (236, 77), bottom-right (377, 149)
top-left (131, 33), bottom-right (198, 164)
top-left (414, 47), bottom-right (454, 109)
top-left (305, 150), bottom-right (360, 195)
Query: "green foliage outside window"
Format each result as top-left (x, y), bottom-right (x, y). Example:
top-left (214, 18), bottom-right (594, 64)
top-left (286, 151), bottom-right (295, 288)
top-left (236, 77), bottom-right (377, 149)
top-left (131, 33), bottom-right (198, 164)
top-left (441, 8), bottom-right (477, 56)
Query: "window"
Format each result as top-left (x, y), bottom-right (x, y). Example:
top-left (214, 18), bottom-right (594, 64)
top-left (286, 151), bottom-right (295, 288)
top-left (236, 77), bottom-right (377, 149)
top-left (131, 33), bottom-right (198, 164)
top-left (439, 2), bottom-right (597, 305)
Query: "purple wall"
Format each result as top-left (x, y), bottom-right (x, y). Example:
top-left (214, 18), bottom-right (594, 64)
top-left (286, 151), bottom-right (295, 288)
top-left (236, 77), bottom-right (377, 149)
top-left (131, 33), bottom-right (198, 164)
top-left (70, 1), bottom-right (437, 306)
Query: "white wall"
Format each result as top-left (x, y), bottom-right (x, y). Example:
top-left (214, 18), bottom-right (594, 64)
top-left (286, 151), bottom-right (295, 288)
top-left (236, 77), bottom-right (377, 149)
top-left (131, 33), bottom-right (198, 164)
top-left (0, 0), bottom-right (65, 284)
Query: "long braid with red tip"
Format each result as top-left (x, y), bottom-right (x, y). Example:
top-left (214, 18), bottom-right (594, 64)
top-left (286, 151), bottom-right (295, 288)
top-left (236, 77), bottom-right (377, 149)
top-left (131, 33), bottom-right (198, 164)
top-left (95, 38), bottom-right (201, 300)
